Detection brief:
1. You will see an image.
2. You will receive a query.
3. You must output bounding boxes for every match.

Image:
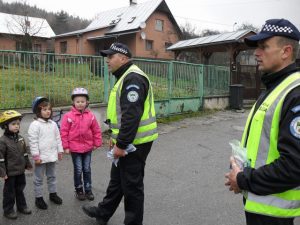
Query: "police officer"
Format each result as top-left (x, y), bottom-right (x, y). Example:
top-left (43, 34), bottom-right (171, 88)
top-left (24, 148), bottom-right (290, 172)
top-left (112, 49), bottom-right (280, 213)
top-left (225, 19), bottom-right (300, 225)
top-left (82, 43), bottom-right (158, 225)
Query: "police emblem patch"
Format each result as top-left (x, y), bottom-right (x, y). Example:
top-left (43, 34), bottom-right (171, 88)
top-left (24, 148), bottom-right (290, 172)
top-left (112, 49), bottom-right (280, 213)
top-left (289, 116), bottom-right (300, 139)
top-left (127, 91), bottom-right (139, 102)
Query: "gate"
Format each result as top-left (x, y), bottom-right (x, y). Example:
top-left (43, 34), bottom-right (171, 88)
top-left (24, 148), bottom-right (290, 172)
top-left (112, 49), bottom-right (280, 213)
top-left (237, 63), bottom-right (262, 99)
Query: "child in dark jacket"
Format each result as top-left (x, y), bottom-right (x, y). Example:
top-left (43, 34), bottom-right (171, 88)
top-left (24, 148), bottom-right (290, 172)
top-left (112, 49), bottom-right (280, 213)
top-left (0, 110), bottom-right (33, 220)
top-left (60, 87), bottom-right (102, 201)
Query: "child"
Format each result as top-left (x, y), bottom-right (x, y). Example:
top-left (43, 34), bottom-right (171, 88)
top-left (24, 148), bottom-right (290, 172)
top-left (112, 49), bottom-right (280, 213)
top-left (28, 96), bottom-right (64, 210)
top-left (0, 110), bottom-right (32, 219)
top-left (60, 87), bottom-right (102, 201)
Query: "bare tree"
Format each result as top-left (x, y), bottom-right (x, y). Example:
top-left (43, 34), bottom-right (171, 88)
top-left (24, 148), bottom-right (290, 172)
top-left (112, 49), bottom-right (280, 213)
top-left (180, 22), bottom-right (200, 40)
top-left (200, 29), bottom-right (220, 37)
top-left (4, 0), bottom-right (48, 51)
top-left (236, 22), bottom-right (259, 32)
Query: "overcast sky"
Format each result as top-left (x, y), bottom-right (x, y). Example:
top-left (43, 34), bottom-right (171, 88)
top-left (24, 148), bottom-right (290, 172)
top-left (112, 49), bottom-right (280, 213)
top-left (2, 0), bottom-right (300, 33)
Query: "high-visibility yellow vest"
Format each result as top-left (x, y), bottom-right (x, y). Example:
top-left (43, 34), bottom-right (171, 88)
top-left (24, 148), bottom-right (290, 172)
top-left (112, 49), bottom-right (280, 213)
top-left (107, 64), bottom-right (158, 145)
top-left (241, 71), bottom-right (300, 218)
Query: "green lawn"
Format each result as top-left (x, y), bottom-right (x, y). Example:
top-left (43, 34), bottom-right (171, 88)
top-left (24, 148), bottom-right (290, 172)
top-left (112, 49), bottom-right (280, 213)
top-left (0, 65), bottom-right (104, 109)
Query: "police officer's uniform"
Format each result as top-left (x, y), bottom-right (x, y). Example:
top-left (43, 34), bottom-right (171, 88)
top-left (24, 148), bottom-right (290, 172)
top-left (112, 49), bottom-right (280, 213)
top-left (236, 19), bottom-right (300, 225)
top-left (83, 43), bottom-right (158, 225)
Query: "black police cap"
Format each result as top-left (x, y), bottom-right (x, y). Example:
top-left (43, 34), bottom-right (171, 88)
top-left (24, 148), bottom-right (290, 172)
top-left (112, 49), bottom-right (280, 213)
top-left (245, 18), bottom-right (300, 47)
top-left (100, 42), bottom-right (132, 58)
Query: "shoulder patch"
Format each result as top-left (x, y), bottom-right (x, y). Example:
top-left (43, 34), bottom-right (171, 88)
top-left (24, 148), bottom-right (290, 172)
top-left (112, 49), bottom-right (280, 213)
top-left (291, 105), bottom-right (300, 114)
top-left (289, 116), bottom-right (300, 139)
top-left (127, 91), bottom-right (139, 102)
top-left (126, 84), bottom-right (140, 90)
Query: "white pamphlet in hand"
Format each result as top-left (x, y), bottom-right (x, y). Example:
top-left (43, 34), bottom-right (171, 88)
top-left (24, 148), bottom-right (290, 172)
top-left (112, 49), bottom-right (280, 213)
top-left (106, 144), bottom-right (136, 167)
top-left (229, 139), bottom-right (249, 169)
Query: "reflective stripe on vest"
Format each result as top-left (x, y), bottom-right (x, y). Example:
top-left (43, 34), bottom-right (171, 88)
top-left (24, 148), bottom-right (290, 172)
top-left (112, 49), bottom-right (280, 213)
top-left (241, 72), bottom-right (300, 218)
top-left (107, 64), bottom-right (158, 145)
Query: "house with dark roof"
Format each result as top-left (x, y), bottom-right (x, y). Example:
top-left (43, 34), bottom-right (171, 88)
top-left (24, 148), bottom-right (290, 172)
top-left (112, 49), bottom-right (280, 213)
top-left (54, 0), bottom-right (182, 59)
top-left (0, 12), bottom-right (55, 52)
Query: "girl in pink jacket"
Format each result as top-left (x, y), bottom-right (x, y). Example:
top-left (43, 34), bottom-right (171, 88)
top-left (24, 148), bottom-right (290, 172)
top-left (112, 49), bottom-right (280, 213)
top-left (60, 87), bottom-right (102, 201)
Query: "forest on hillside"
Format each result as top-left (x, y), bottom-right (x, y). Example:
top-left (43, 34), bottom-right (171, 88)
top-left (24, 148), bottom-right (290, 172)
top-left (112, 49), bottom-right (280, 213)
top-left (0, 0), bottom-right (91, 35)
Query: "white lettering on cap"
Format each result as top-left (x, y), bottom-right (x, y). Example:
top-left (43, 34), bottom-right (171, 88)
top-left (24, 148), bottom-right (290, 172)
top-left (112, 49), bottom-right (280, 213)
top-left (110, 44), bottom-right (128, 55)
top-left (263, 23), bottom-right (293, 33)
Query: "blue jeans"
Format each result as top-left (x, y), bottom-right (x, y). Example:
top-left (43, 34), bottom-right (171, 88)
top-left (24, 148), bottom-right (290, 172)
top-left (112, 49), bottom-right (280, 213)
top-left (71, 151), bottom-right (92, 192)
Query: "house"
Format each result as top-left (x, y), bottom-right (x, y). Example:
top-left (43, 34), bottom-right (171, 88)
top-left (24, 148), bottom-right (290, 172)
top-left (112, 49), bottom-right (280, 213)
top-left (54, 0), bottom-right (182, 59)
top-left (0, 12), bottom-right (55, 52)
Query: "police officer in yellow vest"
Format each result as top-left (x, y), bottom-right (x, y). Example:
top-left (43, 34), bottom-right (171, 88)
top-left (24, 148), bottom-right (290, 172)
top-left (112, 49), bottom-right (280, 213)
top-left (225, 19), bottom-right (300, 225)
top-left (82, 43), bottom-right (158, 225)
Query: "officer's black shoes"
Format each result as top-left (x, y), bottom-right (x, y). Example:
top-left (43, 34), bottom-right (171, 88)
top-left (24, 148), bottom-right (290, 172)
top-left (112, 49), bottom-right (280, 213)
top-left (82, 205), bottom-right (107, 225)
top-left (35, 197), bottom-right (48, 210)
top-left (49, 192), bottom-right (63, 205)
top-left (82, 205), bottom-right (98, 217)
top-left (4, 210), bottom-right (18, 219)
top-left (96, 217), bottom-right (108, 225)
top-left (85, 191), bottom-right (95, 201)
top-left (17, 207), bottom-right (32, 214)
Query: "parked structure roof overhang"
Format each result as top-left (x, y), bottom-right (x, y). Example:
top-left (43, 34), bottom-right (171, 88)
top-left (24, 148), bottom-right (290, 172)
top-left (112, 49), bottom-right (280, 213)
top-left (167, 30), bottom-right (256, 51)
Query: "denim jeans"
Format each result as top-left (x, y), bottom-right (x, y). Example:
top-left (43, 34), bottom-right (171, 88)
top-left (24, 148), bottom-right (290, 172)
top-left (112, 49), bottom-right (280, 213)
top-left (71, 151), bottom-right (92, 192)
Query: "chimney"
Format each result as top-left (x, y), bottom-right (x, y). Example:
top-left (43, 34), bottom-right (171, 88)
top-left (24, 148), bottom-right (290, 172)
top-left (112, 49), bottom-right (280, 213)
top-left (130, 0), bottom-right (137, 5)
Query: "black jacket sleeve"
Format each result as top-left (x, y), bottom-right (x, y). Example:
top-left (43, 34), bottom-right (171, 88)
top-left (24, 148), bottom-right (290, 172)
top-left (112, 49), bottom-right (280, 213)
top-left (116, 72), bottom-right (149, 149)
top-left (237, 86), bottom-right (300, 195)
top-left (22, 138), bottom-right (33, 170)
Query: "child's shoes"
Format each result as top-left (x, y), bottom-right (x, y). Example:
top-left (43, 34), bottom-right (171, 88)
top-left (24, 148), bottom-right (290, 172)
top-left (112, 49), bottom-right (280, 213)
top-left (75, 189), bottom-right (86, 201)
top-left (35, 197), bottom-right (48, 210)
top-left (49, 192), bottom-right (63, 205)
top-left (85, 190), bottom-right (94, 201)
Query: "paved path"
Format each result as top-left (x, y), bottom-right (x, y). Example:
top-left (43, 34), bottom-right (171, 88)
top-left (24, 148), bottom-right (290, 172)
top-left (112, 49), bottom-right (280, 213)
top-left (0, 110), bottom-right (299, 225)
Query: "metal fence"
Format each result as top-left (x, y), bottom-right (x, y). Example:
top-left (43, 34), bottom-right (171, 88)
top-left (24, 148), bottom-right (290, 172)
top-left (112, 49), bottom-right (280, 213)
top-left (0, 50), bottom-right (230, 115)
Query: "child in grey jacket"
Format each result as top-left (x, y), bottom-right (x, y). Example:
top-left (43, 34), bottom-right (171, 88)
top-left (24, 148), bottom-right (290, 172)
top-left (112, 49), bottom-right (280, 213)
top-left (0, 110), bottom-right (33, 219)
top-left (28, 97), bottom-right (64, 210)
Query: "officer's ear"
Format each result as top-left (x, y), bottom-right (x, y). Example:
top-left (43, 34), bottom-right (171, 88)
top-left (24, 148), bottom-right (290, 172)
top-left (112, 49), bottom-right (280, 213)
top-left (281, 44), bottom-right (293, 60)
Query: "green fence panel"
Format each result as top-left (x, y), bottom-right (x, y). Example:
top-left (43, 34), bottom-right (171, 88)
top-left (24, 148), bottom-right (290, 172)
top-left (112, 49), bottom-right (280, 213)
top-left (203, 65), bottom-right (230, 96)
top-left (0, 51), bottom-right (105, 109)
top-left (0, 50), bottom-right (230, 116)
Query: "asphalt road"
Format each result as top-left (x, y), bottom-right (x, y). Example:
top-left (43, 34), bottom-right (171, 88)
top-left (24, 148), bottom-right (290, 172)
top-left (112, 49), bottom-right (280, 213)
top-left (0, 109), bottom-right (299, 225)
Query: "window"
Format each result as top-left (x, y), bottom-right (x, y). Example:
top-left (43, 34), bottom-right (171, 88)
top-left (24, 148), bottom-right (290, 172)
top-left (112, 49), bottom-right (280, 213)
top-left (60, 41), bottom-right (67, 54)
top-left (155, 19), bottom-right (163, 31)
top-left (16, 42), bottom-right (22, 51)
top-left (33, 44), bottom-right (42, 52)
top-left (145, 40), bottom-right (153, 51)
top-left (165, 42), bottom-right (172, 51)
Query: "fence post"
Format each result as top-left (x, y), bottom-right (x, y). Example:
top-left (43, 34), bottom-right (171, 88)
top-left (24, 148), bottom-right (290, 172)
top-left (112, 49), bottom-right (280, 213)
top-left (103, 57), bottom-right (109, 103)
top-left (198, 64), bottom-right (204, 107)
top-left (168, 61), bottom-right (173, 115)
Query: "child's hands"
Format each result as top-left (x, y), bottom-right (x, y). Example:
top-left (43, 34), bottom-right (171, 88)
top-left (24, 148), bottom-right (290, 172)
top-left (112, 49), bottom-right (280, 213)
top-left (26, 165), bottom-right (33, 171)
top-left (58, 153), bottom-right (63, 161)
top-left (64, 149), bottom-right (70, 154)
top-left (1, 175), bottom-right (8, 180)
top-left (35, 159), bottom-right (42, 165)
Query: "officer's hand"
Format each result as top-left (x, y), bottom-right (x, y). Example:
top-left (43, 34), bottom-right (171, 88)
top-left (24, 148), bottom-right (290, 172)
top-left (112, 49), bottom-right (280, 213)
top-left (113, 146), bottom-right (126, 159)
top-left (225, 156), bottom-right (242, 194)
top-left (109, 138), bottom-right (114, 149)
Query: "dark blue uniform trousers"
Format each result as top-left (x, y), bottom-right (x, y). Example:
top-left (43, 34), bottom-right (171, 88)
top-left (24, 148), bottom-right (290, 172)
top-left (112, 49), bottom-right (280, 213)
top-left (97, 142), bottom-right (152, 225)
